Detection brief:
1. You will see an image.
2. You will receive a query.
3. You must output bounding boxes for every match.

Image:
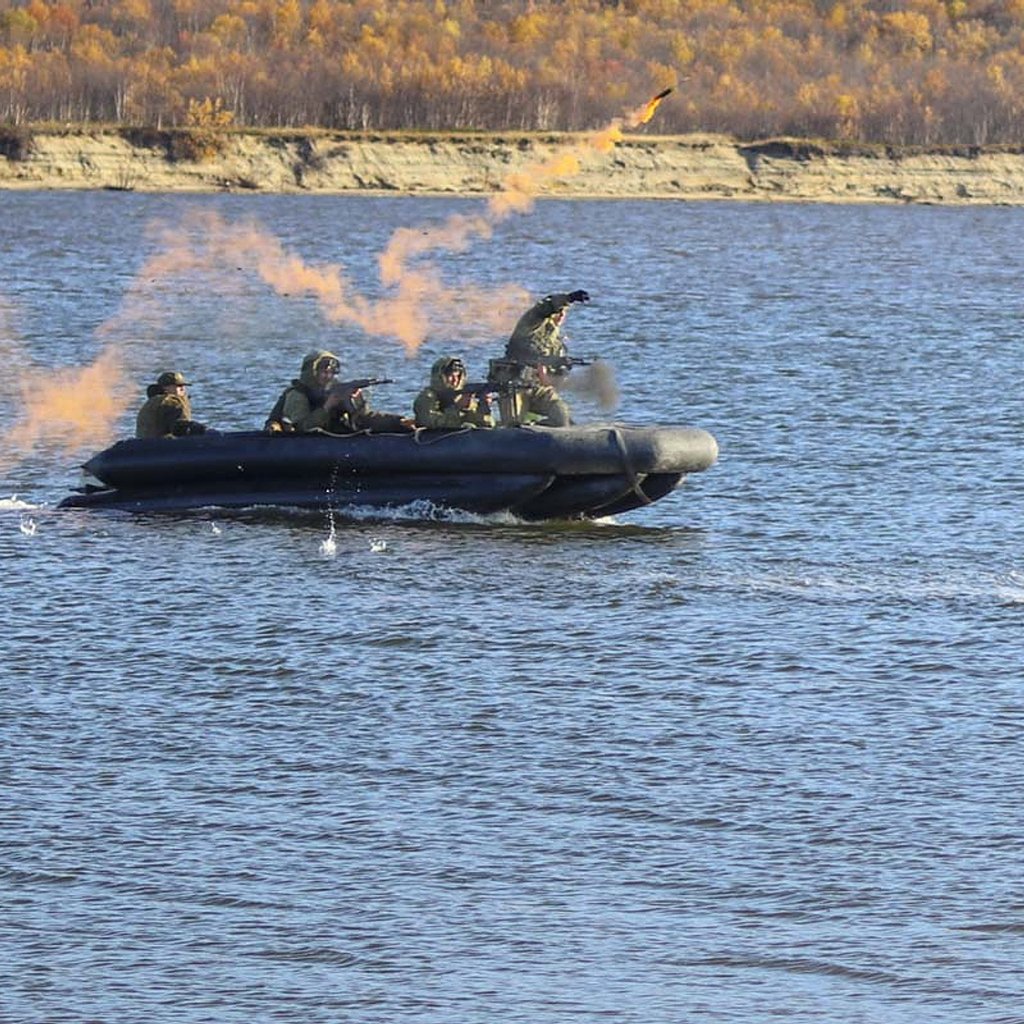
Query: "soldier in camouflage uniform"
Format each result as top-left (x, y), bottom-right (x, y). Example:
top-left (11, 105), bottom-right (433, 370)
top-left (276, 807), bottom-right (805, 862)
top-left (413, 356), bottom-right (494, 429)
top-left (265, 350), bottom-right (343, 433)
top-left (135, 371), bottom-right (207, 438)
top-left (492, 289), bottom-right (590, 426)
top-left (266, 350), bottom-right (412, 434)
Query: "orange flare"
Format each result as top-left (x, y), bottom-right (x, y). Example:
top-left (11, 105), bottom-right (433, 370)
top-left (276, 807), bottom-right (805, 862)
top-left (632, 87), bottom-right (674, 127)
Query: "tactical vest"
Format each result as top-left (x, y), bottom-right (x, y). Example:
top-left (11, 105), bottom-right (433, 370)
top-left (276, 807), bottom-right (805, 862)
top-left (265, 381), bottom-right (318, 433)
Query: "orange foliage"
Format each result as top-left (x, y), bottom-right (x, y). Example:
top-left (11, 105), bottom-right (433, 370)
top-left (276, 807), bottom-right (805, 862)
top-left (3, 0), bottom-right (1024, 143)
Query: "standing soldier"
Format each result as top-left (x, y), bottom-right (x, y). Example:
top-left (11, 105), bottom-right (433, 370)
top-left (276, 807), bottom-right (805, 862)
top-left (491, 289), bottom-right (590, 426)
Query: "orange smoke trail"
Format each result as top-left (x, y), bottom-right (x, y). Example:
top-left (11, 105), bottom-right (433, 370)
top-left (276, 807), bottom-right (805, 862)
top-left (493, 88), bottom-right (672, 215)
top-left (379, 214), bottom-right (495, 286)
top-left (380, 88), bottom-right (673, 283)
top-left (1, 298), bottom-right (126, 474)
top-left (0, 342), bottom-right (131, 475)
top-left (1, 90), bottom-right (671, 477)
top-left (356, 87), bottom-right (676, 344)
top-left (134, 208), bottom-right (528, 356)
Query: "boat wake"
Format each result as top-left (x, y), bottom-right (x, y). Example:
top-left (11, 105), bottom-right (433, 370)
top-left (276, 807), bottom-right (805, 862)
top-left (1, 495), bottom-right (42, 512)
top-left (329, 497), bottom-right (523, 527)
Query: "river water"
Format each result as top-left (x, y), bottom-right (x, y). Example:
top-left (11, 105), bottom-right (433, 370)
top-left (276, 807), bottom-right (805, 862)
top-left (2, 191), bottom-right (1022, 1023)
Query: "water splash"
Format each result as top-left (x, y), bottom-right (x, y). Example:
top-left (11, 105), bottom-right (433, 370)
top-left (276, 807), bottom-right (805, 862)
top-left (321, 463), bottom-right (341, 557)
top-left (19, 516), bottom-right (37, 537)
top-left (319, 522), bottom-right (337, 559)
top-left (1, 495), bottom-right (37, 511)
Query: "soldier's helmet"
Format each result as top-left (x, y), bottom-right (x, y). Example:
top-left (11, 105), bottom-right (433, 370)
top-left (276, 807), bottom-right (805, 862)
top-left (156, 371), bottom-right (190, 388)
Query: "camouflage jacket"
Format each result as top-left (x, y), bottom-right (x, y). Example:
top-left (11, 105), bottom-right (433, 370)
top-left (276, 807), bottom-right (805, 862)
top-left (505, 293), bottom-right (574, 364)
top-left (413, 358), bottom-right (494, 429)
top-left (270, 350), bottom-right (408, 434)
top-left (136, 392), bottom-right (193, 439)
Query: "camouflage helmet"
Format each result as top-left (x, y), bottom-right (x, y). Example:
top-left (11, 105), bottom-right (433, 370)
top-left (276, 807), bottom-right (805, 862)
top-left (299, 350), bottom-right (340, 385)
top-left (430, 355), bottom-right (466, 389)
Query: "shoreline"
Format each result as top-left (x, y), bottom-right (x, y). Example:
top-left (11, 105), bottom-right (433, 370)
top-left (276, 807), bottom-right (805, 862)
top-left (4, 129), bottom-right (1024, 205)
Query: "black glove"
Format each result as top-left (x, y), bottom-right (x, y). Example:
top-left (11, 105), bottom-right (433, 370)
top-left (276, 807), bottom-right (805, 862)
top-left (173, 420), bottom-right (207, 436)
top-left (568, 289), bottom-right (590, 304)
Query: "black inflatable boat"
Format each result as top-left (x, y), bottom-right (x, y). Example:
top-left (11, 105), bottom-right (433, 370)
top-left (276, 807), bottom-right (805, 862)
top-left (58, 423), bottom-right (718, 520)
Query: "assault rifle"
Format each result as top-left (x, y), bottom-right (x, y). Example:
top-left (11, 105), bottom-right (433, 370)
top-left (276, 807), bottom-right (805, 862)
top-left (330, 377), bottom-right (394, 393)
top-left (451, 380), bottom-right (531, 399)
top-left (329, 377), bottom-right (394, 415)
top-left (530, 355), bottom-right (598, 373)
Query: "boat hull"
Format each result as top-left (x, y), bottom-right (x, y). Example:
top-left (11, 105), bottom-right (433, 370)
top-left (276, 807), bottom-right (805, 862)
top-left (58, 424), bottom-right (718, 519)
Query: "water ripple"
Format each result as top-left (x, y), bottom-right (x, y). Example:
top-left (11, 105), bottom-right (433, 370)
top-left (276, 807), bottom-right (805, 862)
top-left (3, 196), bottom-right (1023, 1024)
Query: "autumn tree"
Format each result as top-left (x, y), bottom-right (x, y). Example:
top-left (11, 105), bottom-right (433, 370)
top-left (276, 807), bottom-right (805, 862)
top-left (5, 0), bottom-right (1024, 143)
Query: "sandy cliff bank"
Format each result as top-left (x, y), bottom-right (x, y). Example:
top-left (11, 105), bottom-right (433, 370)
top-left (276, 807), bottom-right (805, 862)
top-left (3, 128), bottom-right (1024, 204)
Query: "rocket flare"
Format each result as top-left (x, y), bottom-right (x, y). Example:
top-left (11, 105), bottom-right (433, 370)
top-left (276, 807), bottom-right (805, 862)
top-left (635, 87), bottom-right (673, 126)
